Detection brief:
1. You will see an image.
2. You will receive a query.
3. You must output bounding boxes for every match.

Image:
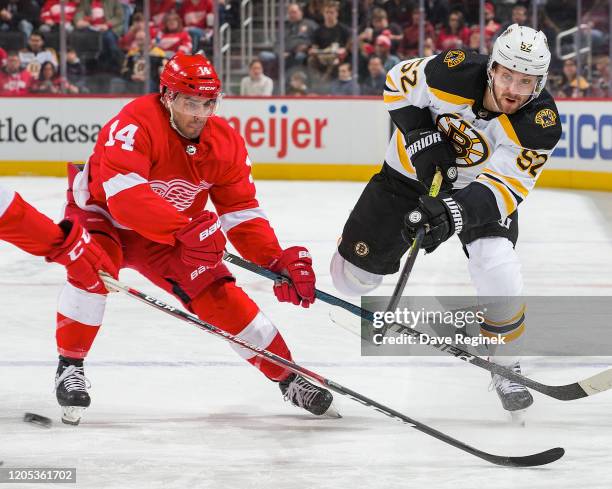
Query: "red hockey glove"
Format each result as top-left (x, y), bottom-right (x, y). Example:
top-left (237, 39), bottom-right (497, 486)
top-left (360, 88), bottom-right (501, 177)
top-left (46, 219), bottom-right (118, 294)
top-left (174, 211), bottom-right (226, 268)
top-left (269, 246), bottom-right (316, 308)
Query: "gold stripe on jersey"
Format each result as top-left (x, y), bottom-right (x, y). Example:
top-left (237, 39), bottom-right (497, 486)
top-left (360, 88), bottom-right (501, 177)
top-left (476, 175), bottom-right (518, 216)
top-left (483, 168), bottom-right (530, 199)
top-left (384, 93), bottom-right (406, 104)
top-left (498, 114), bottom-right (521, 147)
top-left (385, 74), bottom-right (399, 91)
top-left (428, 87), bottom-right (475, 106)
top-left (396, 132), bottom-right (416, 174)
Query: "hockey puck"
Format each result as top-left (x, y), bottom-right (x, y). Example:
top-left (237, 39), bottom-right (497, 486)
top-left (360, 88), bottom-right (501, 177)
top-left (23, 412), bottom-right (52, 428)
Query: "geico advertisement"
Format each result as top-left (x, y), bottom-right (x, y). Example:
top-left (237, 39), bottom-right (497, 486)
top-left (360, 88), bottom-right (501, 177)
top-left (0, 97), bottom-right (388, 165)
top-left (553, 101), bottom-right (612, 171)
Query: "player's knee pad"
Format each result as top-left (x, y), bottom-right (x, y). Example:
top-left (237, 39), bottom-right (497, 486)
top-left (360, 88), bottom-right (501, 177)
top-left (191, 279), bottom-right (260, 334)
top-left (466, 237), bottom-right (522, 297)
top-left (57, 282), bottom-right (107, 326)
top-left (330, 250), bottom-right (383, 296)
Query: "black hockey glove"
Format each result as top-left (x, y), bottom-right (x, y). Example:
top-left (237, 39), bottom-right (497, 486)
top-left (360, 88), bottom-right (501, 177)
top-left (402, 195), bottom-right (465, 253)
top-left (405, 128), bottom-right (457, 192)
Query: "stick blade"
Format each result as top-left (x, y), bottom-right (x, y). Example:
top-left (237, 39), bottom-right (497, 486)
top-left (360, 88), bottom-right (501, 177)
top-left (484, 447), bottom-right (565, 467)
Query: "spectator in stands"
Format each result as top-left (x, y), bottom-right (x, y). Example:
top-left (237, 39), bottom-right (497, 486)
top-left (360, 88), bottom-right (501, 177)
top-left (240, 59), bottom-right (273, 96)
top-left (66, 47), bottom-right (87, 92)
top-left (39, 0), bottom-right (77, 33)
top-left (31, 60), bottom-right (78, 93)
top-left (0, 0), bottom-right (40, 38)
top-left (467, 26), bottom-right (484, 54)
top-left (496, 3), bottom-right (528, 40)
top-left (156, 11), bottom-right (192, 57)
top-left (0, 46), bottom-right (7, 67)
top-left (436, 9), bottom-right (469, 52)
top-left (304, 0), bottom-right (324, 25)
top-left (285, 2), bottom-right (318, 69)
top-left (555, 58), bottom-right (590, 98)
top-left (0, 50), bottom-right (32, 94)
top-left (398, 7), bottom-right (435, 59)
top-left (383, 0), bottom-right (412, 27)
top-left (19, 31), bottom-right (57, 79)
top-left (308, 0), bottom-right (350, 79)
top-left (374, 34), bottom-right (399, 72)
top-left (180, 0), bottom-right (213, 52)
top-left (483, 2), bottom-right (500, 47)
top-left (425, 0), bottom-right (449, 29)
top-left (287, 70), bottom-right (308, 96)
top-left (120, 12), bottom-right (146, 51)
top-left (360, 55), bottom-right (385, 95)
top-left (591, 55), bottom-right (610, 97)
top-left (111, 28), bottom-right (166, 93)
top-left (329, 61), bottom-right (357, 95)
top-left (151, 0), bottom-right (176, 28)
top-left (359, 8), bottom-right (402, 55)
top-left (74, 0), bottom-right (124, 72)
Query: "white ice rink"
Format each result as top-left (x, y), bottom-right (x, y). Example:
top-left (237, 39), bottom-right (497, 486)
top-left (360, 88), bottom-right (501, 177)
top-left (1, 176), bottom-right (612, 489)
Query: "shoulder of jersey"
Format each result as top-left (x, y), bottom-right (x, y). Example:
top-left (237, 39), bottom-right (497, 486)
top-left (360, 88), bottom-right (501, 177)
top-left (120, 94), bottom-right (166, 127)
top-left (208, 115), bottom-right (244, 147)
top-left (424, 49), bottom-right (488, 101)
top-left (507, 89), bottom-right (561, 151)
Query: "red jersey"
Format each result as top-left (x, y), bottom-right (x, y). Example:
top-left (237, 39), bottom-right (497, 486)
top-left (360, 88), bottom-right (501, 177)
top-left (180, 0), bottom-right (213, 29)
top-left (0, 185), bottom-right (64, 256)
top-left (156, 30), bottom-right (193, 55)
top-left (40, 0), bottom-right (77, 25)
top-left (72, 94), bottom-right (282, 267)
top-left (0, 68), bottom-right (33, 95)
top-left (151, 0), bottom-right (176, 27)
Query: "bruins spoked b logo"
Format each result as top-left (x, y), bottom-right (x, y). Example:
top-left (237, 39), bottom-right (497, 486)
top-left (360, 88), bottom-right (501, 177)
top-left (436, 113), bottom-right (490, 167)
top-left (354, 241), bottom-right (370, 257)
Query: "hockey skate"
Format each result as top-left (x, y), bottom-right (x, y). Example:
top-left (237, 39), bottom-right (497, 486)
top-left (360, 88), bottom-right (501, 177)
top-left (489, 362), bottom-right (533, 425)
top-left (279, 373), bottom-right (340, 418)
top-left (54, 356), bottom-right (91, 425)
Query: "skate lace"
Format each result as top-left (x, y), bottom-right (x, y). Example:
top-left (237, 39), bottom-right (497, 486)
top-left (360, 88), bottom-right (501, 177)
top-left (54, 365), bottom-right (91, 393)
top-left (488, 365), bottom-right (525, 394)
top-left (283, 377), bottom-right (320, 409)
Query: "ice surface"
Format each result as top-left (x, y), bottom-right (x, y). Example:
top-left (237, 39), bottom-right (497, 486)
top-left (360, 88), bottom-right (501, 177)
top-left (1, 177), bottom-right (612, 488)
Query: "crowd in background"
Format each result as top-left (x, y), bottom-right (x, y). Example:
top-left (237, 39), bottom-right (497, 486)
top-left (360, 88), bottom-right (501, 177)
top-left (0, 0), bottom-right (609, 97)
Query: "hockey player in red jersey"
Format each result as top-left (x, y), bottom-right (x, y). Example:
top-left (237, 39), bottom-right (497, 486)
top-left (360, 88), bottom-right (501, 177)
top-left (54, 52), bottom-right (337, 425)
top-left (0, 184), bottom-right (117, 292)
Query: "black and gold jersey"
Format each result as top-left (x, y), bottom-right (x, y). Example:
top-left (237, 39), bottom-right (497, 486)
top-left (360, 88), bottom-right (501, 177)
top-left (383, 49), bottom-right (562, 225)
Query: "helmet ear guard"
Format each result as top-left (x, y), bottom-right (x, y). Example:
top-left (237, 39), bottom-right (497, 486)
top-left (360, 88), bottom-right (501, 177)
top-left (487, 24), bottom-right (551, 104)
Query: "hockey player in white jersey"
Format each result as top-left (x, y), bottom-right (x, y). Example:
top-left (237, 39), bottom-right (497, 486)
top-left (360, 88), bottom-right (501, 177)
top-left (331, 25), bottom-right (561, 414)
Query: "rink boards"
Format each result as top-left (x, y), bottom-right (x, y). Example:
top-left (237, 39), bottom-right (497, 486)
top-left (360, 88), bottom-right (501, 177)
top-left (0, 96), bottom-right (610, 190)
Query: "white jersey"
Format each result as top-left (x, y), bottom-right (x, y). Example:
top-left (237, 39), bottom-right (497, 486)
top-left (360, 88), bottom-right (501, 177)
top-left (382, 49), bottom-right (561, 224)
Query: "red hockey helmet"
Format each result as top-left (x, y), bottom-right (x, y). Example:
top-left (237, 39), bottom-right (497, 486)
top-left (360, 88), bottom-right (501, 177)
top-left (160, 52), bottom-right (222, 98)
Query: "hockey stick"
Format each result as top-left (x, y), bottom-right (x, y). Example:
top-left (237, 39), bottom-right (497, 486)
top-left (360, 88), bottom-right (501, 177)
top-left (222, 252), bottom-right (612, 401)
top-left (381, 170), bottom-right (443, 337)
top-left (100, 273), bottom-right (563, 467)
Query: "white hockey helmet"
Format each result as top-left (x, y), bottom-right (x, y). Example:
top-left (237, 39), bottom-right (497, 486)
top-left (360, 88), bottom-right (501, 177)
top-left (487, 24), bottom-right (551, 101)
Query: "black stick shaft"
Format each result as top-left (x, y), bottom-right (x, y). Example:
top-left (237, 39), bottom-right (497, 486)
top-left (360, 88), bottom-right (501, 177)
top-left (222, 252), bottom-right (612, 401)
top-left (101, 274), bottom-right (563, 467)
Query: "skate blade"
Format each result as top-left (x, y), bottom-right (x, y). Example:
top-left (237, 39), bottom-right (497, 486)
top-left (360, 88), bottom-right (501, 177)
top-left (323, 403), bottom-right (342, 419)
top-left (61, 406), bottom-right (86, 426)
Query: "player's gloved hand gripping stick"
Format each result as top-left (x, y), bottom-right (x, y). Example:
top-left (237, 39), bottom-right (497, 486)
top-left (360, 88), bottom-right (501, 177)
top-left (381, 170), bottom-right (443, 337)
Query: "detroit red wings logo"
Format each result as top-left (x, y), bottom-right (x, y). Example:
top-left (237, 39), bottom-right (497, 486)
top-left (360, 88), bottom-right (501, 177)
top-left (149, 179), bottom-right (212, 211)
